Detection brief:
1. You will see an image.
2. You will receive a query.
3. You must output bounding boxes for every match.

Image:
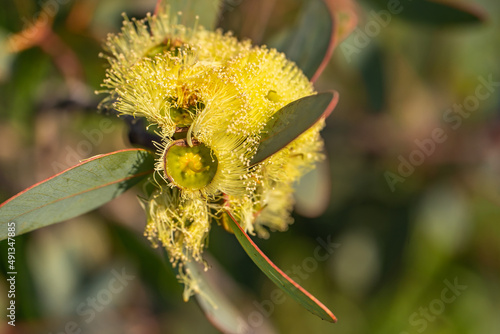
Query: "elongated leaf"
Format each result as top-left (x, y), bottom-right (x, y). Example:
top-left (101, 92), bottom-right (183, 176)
top-left (251, 91), bottom-right (339, 165)
top-left (156, 0), bottom-right (222, 29)
top-left (224, 211), bottom-right (337, 323)
top-left (267, 0), bottom-right (335, 81)
top-left (367, 0), bottom-right (486, 26)
top-left (0, 149), bottom-right (155, 240)
top-left (184, 258), bottom-right (251, 334)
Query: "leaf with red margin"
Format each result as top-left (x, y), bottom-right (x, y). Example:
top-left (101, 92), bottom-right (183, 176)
top-left (251, 91), bottom-right (339, 165)
top-left (224, 211), bottom-right (337, 323)
top-left (0, 149), bottom-right (155, 240)
top-left (267, 0), bottom-right (337, 82)
top-left (366, 0), bottom-right (486, 26)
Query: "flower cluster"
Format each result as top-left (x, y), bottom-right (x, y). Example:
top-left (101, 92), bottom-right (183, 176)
top-left (99, 5), bottom-right (325, 295)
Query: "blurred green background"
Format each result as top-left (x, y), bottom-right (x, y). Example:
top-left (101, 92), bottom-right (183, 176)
top-left (1, 0), bottom-right (500, 333)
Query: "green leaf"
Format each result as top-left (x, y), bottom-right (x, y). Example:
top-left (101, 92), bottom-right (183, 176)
top-left (251, 91), bottom-right (339, 165)
top-left (0, 149), bottom-right (155, 240)
top-left (267, 0), bottom-right (335, 81)
top-left (184, 257), bottom-right (250, 334)
top-left (224, 211), bottom-right (337, 323)
top-left (366, 0), bottom-right (486, 26)
top-left (160, 0), bottom-right (223, 30)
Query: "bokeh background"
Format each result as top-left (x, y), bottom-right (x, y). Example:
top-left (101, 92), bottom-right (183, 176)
top-left (1, 0), bottom-right (500, 333)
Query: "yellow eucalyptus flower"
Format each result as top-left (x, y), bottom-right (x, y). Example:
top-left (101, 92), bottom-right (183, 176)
top-left (98, 3), bottom-right (327, 296)
top-left (144, 187), bottom-right (210, 265)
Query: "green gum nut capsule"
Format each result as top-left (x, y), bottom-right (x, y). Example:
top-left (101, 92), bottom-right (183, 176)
top-left (163, 139), bottom-right (218, 190)
top-left (161, 97), bottom-right (204, 129)
top-left (170, 107), bottom-right (194, 127)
